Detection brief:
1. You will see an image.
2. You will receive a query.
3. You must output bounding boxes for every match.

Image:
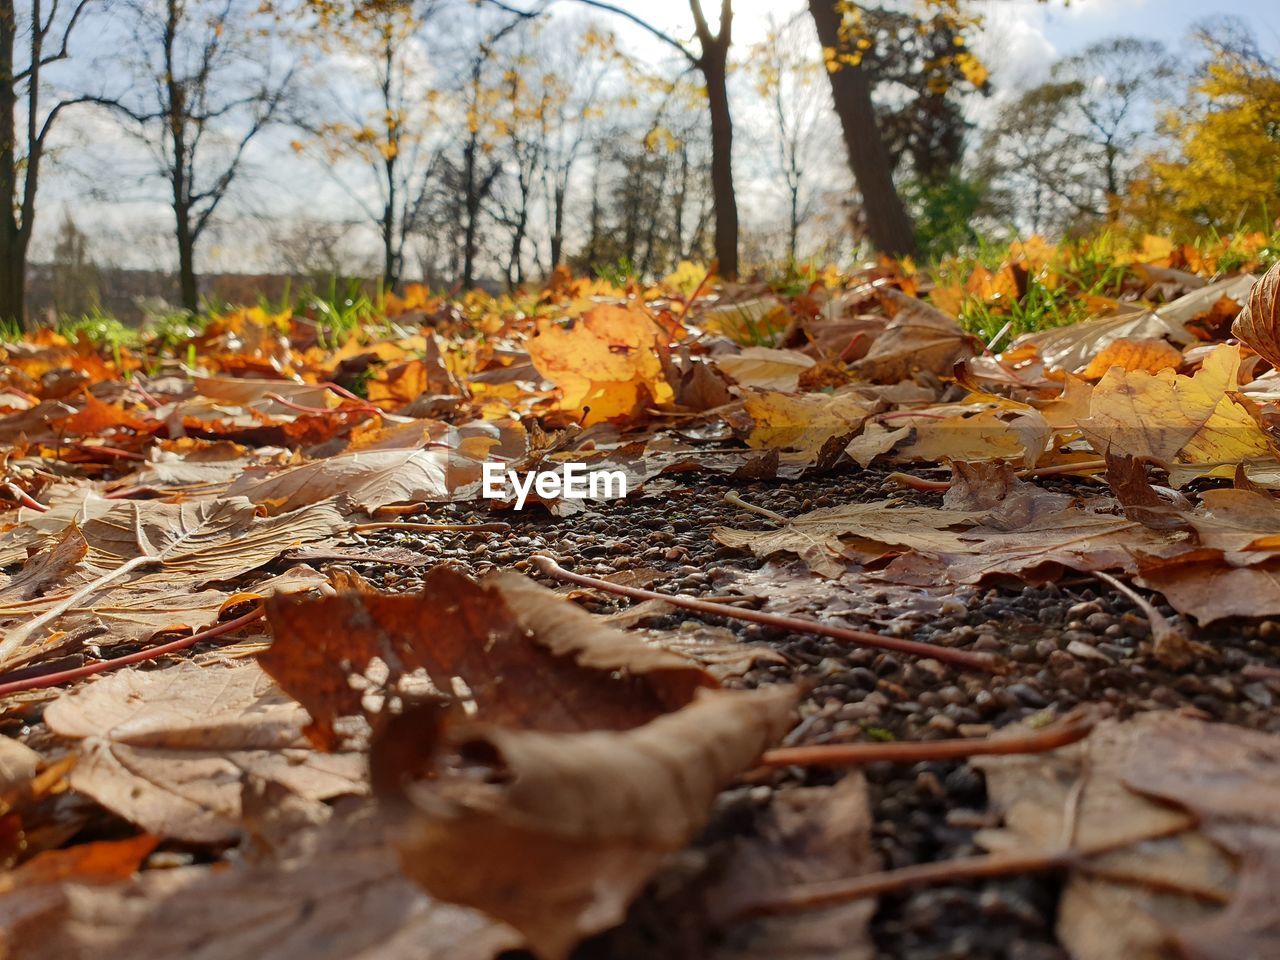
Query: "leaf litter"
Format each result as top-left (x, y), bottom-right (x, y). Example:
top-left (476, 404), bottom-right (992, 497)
top-left (0, 255), bottom-right (1278, 957)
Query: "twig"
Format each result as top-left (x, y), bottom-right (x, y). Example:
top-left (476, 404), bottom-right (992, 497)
top-left (351, 521), bottom-right (511, 534)
top-left (758, 713), bottom-right (1093, 768)
top-left (530, 555), bottom-right (1002, 673)
top-left (0, 606), bottom-right (265, 697)
top-left (727, 848), bottom-right (1074, 919)
top-left (675, 262), bottom-right (715, 326)
top-left (722, 491), bottom-right (788, 524)
top-left (371, 502), bottom-right (428, 518)
top-left (729, 813), bottom-right (1202, 920)
top-left (264, 392), bottom-right (381, 417)
top-left (887, 459), bottom-right (1111, 493)
top-left (71, 443), bottom-right (146, 462)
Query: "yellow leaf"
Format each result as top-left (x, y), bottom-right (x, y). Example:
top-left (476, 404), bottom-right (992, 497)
top-left (527, 304), bottom-right (674, 425)
top-left (740, 390), bottom-right (869, 464)
top-left (1080, 343), bottom-right (1275, 469)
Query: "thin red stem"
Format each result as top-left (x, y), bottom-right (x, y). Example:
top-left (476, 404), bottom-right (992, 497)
top-left (3, 482), bottom-right (48, 512)
top-left (530, 556), bottom-right (1002, 673)
top-left (760, 713), bottom-right (1093, 768)
top-left (0, 606), bottom-right (265, 697)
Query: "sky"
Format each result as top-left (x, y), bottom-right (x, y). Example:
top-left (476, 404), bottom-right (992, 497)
top-left (33, 0), bottom-right (1280, 276)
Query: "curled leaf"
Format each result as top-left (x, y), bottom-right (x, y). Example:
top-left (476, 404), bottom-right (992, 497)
top-left (1232, 260), bottom-right (1280, 368)
top-left (371, 685), bottom-right (798, 960)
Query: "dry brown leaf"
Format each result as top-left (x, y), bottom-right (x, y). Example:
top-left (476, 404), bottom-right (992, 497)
top-left (1136, 550), bottom-right (1280, 624)
top-left (370, 685), bottom-right (798, 960)
top-left (975, 716), bottom-right (1237, 960)
top-left (713, 501), bottom-right (984, 577)
top-left (1124, 717), bottom-right (1280, 960)
top-left (1103, 454), bottom-right (1191, 530)
top-left (1231, 260), bottom-right (1280, 368)
top-left (43, 660), bottom-right (366, 842)
top-left (261, 567), bottom-right (717, 749)
top-left (850, 290), bottom-right (978, 383)
top-left (713, 347), bottom-right (816, 391)
top-left (226, 449), bottom-right (455, 513)
top-left (941, 461), bottom-right (1073, 529)
top-left (2, 806), bottom-right (521, 960)
top-left (0, 499), bottom-right (347, 663)
top-left (844, 422), bottom-right (911, 467)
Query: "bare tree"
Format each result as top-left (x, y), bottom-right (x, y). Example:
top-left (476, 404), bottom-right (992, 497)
top-left (1052, 37), bottom-right (1175, 216)
top-left (0, 0), bottom-right (96, 328)
top-left (493, 0), bottom-right (741, 278)
top-left (295, 0), bottom-right (445, 290)
top-left (752, 14), bottom-right (829, 262)
top-left (93, 0), bottom-right (292, 312)
top-left (978, 37), bottom-right (1175, 234)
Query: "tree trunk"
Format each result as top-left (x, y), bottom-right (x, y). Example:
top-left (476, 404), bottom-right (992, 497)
top-left (0, 0), bottom-right (25, 329)
top-left (550, 182), bottom-right (566, 267)
top-left (700, 42), bottom-right (738, 278)
top-left (175, 210), bottom-right (198, 313)
top-left (0, 234), bottom-right (25, 328)
top-left (807, 0), bottom-right (916, 257)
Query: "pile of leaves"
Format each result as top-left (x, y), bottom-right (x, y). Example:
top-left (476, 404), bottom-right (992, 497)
top-left (1, 235), bottom-right (1279, 959)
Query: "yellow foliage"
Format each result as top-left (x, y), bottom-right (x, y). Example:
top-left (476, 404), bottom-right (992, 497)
top-left (1135, 54), bottom-right (1280, 234)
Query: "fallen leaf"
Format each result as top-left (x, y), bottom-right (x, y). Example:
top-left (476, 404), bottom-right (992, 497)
top-left (1124, 717), bottom-right (1280, 960)
top-left (261, 567), bottom-right (717, 749)
top-left (528, 304), bottom-right (674, 424)
top-left (713, 347), bottom-right (816, 391)
top-left (44, 660), bottom-right (366, 842)
top-left (370, 685), bottom-right (797, 960)
top-left (739, 390), bottom-right (869, 465)
top-left (1, 805), bottom-right (521, 960)
top-left (708, 774), bottom-right (877, 960)
top-left (975, 716), bottom-right (1237, 960)
top-left (850, 290), bottom-right (978, 383)
top-left (713, 501), bottom-right (984, 578)
top-left (1230, 261), bottom-right (1280, 368)
top-left (1079, 344), bottom-right (1275, 470)
top-left (1080, 338), bottom-right (1183, 380)
top-left (0, 499), bottom-right (348, 663)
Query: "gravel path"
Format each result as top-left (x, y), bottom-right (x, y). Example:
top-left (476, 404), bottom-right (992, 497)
top-left (350, 468), bottom-right (1280, 960)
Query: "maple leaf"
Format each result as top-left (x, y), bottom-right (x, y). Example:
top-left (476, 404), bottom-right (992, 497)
top-left (1079, 343), bottom-right (1276, 473)
top-left (261, 566), bottom-right (717, 749)
top-left (0, 499), bottom-right (347, 664)
top-left (738, 389), bottom-right (869, 466)
top-left (849, 289), bottom-right (978, 383)
top-left (527, 304), bottom-right (674, 425)
top-left (43, 660), bottom-right (366, 842)
top-left (713, 501), bottom-right (985, 578)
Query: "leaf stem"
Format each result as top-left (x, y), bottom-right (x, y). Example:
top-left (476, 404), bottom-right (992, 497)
top-left (351, 521), bottom-right (511, 534)
top-left (530, 555), bottom-right (1003, 673)
top-left (0, 605), bottom-right (265, 697)
top-left (759, 713), bottom-right (1093, 768)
